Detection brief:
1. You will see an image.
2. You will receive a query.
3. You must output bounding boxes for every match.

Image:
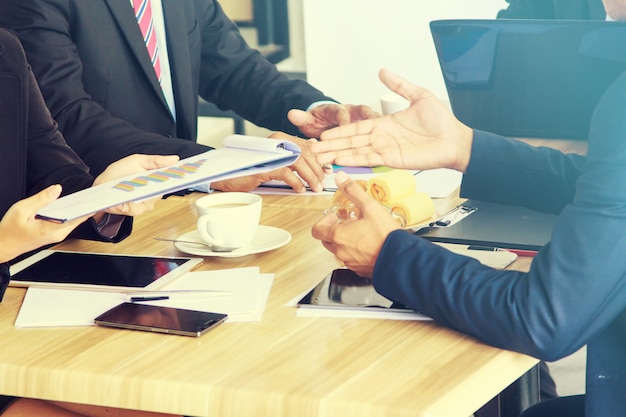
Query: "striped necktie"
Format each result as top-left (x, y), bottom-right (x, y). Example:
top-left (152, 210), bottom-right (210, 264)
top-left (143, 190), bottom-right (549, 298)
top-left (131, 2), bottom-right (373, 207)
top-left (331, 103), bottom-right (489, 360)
top-left (133, 0), bottom-right (162, 85)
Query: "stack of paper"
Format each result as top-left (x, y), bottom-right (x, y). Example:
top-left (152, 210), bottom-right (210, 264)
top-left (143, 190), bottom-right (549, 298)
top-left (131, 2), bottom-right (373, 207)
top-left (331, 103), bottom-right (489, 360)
top-left (255, 167), bottom-right (462, 199)
top-left (14, 267), bottom-right (272, 328)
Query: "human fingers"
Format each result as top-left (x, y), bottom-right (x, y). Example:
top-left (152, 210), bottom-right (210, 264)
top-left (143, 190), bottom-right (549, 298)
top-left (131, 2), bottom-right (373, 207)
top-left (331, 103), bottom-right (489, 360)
top-left (333, 171), bottom-right (378, 212)
top-left (321, 104), bottom-right (351, 126)
top-left (95, 154), bottom-right (179, 186)
top-left (287, 109), bottom-right (314, 131)
top-left (211, 175), bottom-right (267, 192)
top-left (30, 184), bottom-right (63, 210)
top-left (292, 141), bottom-right (325, 192)
top-left (313, 142), bottom-right (388, 167)
top-left (378, 68), bottom-right (434, 104)
top-left (137, 154), bottom-right (180, 170)
top-left (349, 104), bottom-right (381, 121)
top-left (312, 145), bottom-right (385, 167)
top-left (311, 211), bottom-right (340, 242)
top-left (319, 117), bottom-right (377, 141)
top-left (266, 167), bottom-right (307, 193)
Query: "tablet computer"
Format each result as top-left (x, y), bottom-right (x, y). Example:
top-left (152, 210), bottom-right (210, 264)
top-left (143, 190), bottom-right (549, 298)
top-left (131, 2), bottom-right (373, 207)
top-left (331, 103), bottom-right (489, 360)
top-left (298, 268), bottom-right (414, 314)
top-left (9, 250), bottom-right (202, 291)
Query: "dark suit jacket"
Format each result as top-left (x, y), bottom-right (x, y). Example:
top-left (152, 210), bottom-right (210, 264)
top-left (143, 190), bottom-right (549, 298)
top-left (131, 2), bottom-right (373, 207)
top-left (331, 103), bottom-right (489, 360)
top-left (0, 0), bottom-right (333, 175)
top-left (372, 71), bottom-right (626, 416)
top-left (0, 28), bottom-right (131, 266)
top-left (498, 0), bottom-right (607, 19)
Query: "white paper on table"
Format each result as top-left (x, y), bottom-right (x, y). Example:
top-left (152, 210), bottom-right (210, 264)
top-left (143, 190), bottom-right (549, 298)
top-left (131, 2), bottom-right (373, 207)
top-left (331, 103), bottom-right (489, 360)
top-left (15, 289), bottom-right (125, 328)
top-left (295, 307), bottom-right (430, 321)
top-left (14, 267), bottom-right (273, 328)
top-left (254, 168), bottom-right (461, 199)
top-left (155, 269), bottom-right (273, 322)
top-left (414, 168), bottom-right (462, 198)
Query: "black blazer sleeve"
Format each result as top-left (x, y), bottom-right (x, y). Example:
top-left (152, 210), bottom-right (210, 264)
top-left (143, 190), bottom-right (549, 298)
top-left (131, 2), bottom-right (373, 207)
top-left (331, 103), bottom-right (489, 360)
top-left (0, 0), bottom-right (212, 176)
top-left (192, 0), bottom-right (335, 135)
top-left (0, 28), bottom-right (131, 247)
top-left (0, 0), bottom-right (333, 176)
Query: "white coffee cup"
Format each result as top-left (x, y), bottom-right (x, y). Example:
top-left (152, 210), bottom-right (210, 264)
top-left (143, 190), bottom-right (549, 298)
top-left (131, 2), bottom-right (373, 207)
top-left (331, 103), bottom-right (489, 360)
top-left (380, 92), bottom-right (409, 115)
top-left (195, 192), bottom-right (262, 251)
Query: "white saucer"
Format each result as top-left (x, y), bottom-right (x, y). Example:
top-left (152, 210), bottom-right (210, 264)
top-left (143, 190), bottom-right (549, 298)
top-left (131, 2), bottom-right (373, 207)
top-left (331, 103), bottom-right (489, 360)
top-left (173, 226), bottom-right (291, 258)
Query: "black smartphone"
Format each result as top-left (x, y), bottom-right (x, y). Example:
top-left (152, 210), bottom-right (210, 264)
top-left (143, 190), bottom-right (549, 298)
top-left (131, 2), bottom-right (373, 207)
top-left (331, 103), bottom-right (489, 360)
top-left (94, 302), bottom-right (227, 337)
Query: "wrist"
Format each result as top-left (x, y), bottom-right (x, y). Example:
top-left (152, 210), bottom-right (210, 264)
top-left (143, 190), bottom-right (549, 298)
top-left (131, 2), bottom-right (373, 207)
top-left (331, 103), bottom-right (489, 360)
top-left (452, 124), bottom-right (474, 173)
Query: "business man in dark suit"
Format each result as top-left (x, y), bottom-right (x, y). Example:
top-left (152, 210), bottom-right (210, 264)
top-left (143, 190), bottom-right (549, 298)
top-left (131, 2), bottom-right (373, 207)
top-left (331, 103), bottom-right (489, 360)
top-left (0, 0), bottom-right (374, 192)
top-left (498, 0), bottom-right (607, 19)
top-left (310, 68), bottom-right (626, 417)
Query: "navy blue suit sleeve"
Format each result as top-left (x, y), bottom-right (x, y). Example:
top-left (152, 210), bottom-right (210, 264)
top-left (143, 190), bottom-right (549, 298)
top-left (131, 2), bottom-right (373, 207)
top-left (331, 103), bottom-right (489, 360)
top-left (497, 0), bottom-right (557, 18)
top-left (461, 131), bottom-right (585, 214)
top-left (373, 72), bottom-right (626, 362)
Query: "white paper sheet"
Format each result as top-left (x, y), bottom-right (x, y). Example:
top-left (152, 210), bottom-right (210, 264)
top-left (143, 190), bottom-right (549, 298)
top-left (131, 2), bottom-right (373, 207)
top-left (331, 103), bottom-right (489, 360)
top-left (15, 267), bottom-right (273, 328)
top-left (37, 136), bottom-right (300, 222)
top-left (255, 168), bottom-right (461, 199)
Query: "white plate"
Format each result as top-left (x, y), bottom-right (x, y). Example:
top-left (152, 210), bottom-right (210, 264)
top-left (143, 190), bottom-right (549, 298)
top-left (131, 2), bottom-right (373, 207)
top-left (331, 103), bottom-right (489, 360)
top-left (173, 226), bottom-right (291, 258)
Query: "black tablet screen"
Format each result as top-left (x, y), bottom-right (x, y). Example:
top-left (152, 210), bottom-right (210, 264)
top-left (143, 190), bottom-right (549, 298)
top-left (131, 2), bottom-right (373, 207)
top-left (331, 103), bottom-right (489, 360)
top-left (11, 252), bottom-right (189, 288)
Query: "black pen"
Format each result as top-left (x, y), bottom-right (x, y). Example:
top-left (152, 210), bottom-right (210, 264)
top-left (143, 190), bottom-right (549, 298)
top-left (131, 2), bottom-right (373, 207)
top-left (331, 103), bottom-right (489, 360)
top-left (468, 245), bottom-right (538, 257)
top-left (129, 296), bottom-right (169, 302)
top-left (125, 290), bottom-right (232, 302)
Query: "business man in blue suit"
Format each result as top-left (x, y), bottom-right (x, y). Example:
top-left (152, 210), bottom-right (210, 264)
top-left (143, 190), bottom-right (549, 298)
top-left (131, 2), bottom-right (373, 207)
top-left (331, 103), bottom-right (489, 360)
top-left (498, 0), bottom-right (607, 19)
top-left (309, 67), bottom-right (626, 417)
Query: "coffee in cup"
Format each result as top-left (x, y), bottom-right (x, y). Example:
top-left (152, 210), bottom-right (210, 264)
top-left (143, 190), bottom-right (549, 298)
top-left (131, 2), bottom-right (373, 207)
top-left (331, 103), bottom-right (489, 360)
top-left (195, 192), bottom-right (262, 251)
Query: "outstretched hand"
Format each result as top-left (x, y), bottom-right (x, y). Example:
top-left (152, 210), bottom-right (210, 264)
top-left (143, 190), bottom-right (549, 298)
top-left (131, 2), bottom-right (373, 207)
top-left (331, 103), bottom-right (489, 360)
top-left (212, 132), bottom-right (326, 193)
top-left (288, 103), bottom-right (379, 139)
top-left (0, 185), bottom-right (89, 263)
top-left (311, 171), bottom-right (401, 277)
top-left (310, 69), bottom-right (474, 173)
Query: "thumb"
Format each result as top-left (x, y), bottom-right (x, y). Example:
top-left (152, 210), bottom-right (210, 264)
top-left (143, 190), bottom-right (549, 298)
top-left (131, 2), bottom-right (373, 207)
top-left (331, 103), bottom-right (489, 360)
top-left (379, 68), bottom-right (432, 104)
top-left (334, 171), bottom-right (371, 212)
top-left (146, 155), bottom-right (180, 169)
top-left (28, 184), bottom-right (63, 210)
top-left (287, 109), bottom-right (312, 127)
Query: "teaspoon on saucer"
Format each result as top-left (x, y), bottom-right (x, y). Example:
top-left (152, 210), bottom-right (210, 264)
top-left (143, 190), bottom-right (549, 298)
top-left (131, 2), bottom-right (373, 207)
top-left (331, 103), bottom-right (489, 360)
top-left (153, 237), bottom-right (236, 252)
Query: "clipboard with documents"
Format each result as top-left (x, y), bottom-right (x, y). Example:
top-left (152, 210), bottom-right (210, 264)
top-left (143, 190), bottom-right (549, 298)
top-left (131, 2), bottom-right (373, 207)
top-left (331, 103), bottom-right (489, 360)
top-left (414, 199), bottom-right (557, 251)
top-left (36, 135), bottom-right (301, 223)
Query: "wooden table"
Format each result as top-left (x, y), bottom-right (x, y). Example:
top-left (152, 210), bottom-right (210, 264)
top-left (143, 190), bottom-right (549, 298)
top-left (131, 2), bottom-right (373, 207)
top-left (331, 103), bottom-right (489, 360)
top-left (0, 187), bottom-right (542, 417)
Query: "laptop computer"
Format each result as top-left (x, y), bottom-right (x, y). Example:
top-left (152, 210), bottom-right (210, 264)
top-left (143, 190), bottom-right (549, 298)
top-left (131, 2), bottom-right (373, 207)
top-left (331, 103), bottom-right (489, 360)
top-left (430, 19), bottom-right (626, 140)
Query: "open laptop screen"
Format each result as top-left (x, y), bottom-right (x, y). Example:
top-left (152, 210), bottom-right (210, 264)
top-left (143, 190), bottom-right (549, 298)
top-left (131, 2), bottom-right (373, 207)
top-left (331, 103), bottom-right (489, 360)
top-left (430, 19), bottom-right (626, 140)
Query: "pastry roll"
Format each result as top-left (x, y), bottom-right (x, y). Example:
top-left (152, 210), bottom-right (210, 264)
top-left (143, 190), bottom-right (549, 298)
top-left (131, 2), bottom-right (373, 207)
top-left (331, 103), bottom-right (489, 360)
top-left (367, 169), bottom-right (416, 204)
top-left (331, 179), bottom-right (368, 205)
top-left (389, 192), bottom-right (435, 226)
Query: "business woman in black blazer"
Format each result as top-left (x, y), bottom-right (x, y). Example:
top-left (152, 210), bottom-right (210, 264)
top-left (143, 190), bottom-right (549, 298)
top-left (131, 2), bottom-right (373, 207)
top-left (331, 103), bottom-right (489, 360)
top-left (0, 26), bottom-right (185, 417)
top-left (0, 0), bottom-right (354, 180)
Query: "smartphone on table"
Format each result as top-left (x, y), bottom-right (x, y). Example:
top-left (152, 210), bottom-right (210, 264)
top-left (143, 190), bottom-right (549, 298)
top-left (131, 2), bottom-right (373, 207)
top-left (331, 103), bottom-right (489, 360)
top-left (95, 302), bottom-right (227, 337)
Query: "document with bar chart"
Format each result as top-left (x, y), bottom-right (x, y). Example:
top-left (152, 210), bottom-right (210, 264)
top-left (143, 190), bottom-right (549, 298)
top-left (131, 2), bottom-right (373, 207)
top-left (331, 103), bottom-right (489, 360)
top-left (36, 135), bottom-right (301, 223)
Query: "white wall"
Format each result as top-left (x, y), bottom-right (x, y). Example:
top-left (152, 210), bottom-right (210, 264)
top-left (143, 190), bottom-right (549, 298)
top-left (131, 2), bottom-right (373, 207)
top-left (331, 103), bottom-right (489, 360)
top-left (302, 0), bottom-right (507, 104)
top-left (277, 0), bottom-right (307, 72)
